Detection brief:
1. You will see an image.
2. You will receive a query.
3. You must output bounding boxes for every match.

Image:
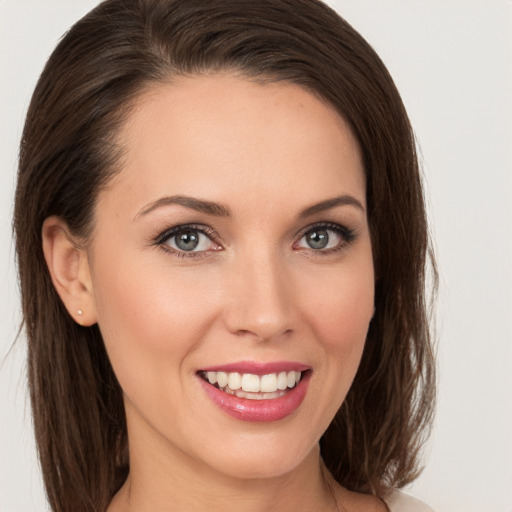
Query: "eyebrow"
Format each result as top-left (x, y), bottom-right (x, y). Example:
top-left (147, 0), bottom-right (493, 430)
top-left (298, 195), bottom-right (365, 218)
top-left (135, 195), bottom-right (232, 219)
top-left (135, 193), bottom-right (364, 220)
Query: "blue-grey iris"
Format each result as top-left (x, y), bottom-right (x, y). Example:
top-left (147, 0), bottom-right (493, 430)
top-left (175, 230), bottom-right (200, 251)
top-left (306, 229), bottom-right (329, 249)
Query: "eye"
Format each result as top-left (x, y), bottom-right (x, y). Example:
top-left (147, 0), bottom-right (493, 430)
top-left (156, 225), bottom-right (221, 255)
top-left (295, 224), bottom-right (355, 252)
top-left (300, 227), bottom-right (338, 250)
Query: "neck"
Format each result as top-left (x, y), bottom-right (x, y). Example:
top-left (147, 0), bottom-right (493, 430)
top-left (110, 442), bottom-right (336, 512)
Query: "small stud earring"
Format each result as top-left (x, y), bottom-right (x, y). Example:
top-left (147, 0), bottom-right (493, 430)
top-left (77, 309), bottom-right (83, 316)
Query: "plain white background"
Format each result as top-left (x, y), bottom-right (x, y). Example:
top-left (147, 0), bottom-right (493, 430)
top-left (1, 1), bottom-right (511, 511)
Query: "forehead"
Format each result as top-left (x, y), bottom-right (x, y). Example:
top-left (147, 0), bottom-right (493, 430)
top-left (103, 74), bottom-right (365, 218)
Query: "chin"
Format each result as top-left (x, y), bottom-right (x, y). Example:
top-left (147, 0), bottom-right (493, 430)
top-left (193, 427), bottom-right (319, 482)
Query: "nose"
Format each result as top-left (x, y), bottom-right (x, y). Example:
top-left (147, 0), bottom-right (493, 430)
top-left (224, 252), bottom-right (296, 342)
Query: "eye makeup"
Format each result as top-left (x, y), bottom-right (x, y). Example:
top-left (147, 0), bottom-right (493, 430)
top-left (152, 223), bottom-right (223, 259)
top-left (151, 220), bottom-right (357, 260)
top-left (294, 222), bottom-right (357, 255)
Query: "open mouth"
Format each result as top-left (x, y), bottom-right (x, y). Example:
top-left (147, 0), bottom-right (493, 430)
top-left (199, 370), bottom-right (305, 400)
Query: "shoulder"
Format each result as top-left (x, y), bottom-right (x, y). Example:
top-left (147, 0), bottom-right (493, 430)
top-left (383, 490), bottom-right (435, 512)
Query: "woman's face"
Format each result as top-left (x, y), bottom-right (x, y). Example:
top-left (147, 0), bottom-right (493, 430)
top-left (87, 74), bottom-right (374, 480)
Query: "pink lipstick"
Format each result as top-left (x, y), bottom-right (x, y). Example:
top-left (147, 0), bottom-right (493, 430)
top-left (197, 361), bottom-right (311, 422)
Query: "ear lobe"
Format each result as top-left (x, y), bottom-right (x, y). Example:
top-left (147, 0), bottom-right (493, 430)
top-left (42, 216), bottom-right (97, 326)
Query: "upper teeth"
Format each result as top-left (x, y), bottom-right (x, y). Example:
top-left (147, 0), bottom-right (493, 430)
top-left (205, 371), bottom-right (301, 393)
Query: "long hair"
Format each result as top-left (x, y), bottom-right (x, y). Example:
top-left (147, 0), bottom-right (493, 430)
top-left (14, 1), bottom-right (437, 510)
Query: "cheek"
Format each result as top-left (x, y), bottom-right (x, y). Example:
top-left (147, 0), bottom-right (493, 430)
top-left (90, 255), bottom-right (220, 396)
top-left (298, 256), bottom-right (374, 354)
top-left (288, 250), bottom-right (374, 436)
top-left (94, 252), bottom-right (210, 332)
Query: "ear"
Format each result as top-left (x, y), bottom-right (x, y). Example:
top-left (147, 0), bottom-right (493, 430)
top-left (42, 216), bottom-right (97, 326)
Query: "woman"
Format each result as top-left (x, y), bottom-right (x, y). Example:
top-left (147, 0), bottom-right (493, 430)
top-left (13, 0), bottom-right (436, 511)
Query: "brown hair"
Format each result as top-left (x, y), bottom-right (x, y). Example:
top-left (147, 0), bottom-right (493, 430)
top-left (14, 0), bottom-right (436, 510)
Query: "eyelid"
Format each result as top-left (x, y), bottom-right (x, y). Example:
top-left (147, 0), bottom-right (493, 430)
top-left (296, 221), bottom-right (354, 238)
top-left (153, 223), bottom-right (223, 256)
top-left (154, 223), bottom-right (218, 244)
top-left (294, 221), bottom-right (356, 251)
top-left (152, 221), bottom-right (356, 258)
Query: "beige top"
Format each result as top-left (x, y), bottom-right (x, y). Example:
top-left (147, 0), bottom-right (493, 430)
top-left (384, 491), bottom-right (435, 512)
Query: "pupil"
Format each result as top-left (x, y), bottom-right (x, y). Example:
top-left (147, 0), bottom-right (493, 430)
top-left (175, 230), bottom-right (199, 251)
top-left (307, 229), bottom-right (329, 249)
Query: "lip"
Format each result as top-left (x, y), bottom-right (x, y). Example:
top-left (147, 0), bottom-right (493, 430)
top-left (198, 365), bottom-right (311, 422)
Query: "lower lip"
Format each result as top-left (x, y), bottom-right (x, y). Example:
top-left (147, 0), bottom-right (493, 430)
top-left (198, 373), bottom-right (310, 422)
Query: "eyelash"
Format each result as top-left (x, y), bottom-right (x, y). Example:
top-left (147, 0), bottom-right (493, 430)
top-left (294, 222), bottom-right (356, 254)
top-left (153, 224), bottom-right (221, 259)
top-left (153, 222), bottom-right (356, 259)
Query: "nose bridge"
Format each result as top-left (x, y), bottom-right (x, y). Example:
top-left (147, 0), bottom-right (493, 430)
top-left (225, 246), bottom-right (294, 341)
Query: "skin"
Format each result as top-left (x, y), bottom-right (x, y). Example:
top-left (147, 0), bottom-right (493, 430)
top-left (43, 74), bottom-right (384, 511)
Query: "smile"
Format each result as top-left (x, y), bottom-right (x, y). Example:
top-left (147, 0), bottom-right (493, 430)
top-left (201, 370), bottom-right (302, 400)
top-left (197, 363), bottom-right (311, 422)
